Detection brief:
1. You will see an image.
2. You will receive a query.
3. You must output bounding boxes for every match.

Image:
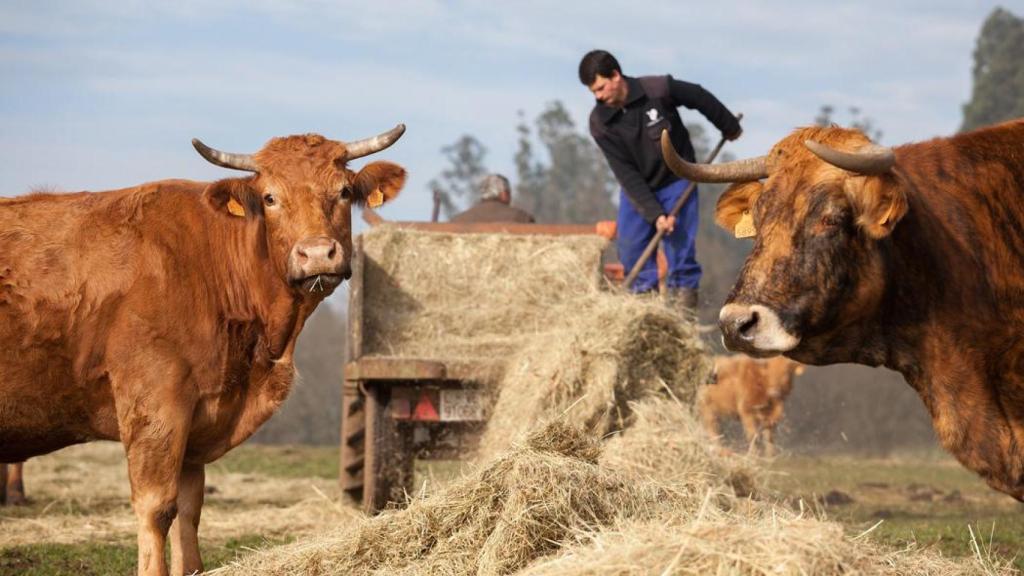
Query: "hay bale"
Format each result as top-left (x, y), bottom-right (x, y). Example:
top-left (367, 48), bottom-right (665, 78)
top-left (361, 227), bottom-right (608, 360)
top-left (477, 292), bottom-right (712, 460)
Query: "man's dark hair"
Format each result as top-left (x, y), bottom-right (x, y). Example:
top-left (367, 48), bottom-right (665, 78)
top-left (578, 50), bottom-right (621, 86)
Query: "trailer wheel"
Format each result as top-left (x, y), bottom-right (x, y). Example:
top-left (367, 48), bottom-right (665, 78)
top-left (363, 383), bottom-right (414, 513)
top-left (340, 380), bottom-right (367, 502)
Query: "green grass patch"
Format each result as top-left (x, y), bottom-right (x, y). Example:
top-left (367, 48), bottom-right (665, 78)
top-left (769, 454), bottom-right (1024, 570)
top-left (0, 535), bottom-right (290, 576)
top-left (211, 444), bottom-right (338, 479)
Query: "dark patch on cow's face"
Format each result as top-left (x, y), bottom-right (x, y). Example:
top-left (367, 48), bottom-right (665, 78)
top-left (729, 181), bottom-right (870, 341)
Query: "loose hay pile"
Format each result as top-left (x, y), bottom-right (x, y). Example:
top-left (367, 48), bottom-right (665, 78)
top-left (477, 292), bottom-right (712, 461)
top-left (517, 509), bottom-right (998, 576)
top-left (213, 422), bottom-right (723, 576)
top-left (212, 229), bottom-right (1013, 575)
top-left (216, 412), bottom-right (1010, 576)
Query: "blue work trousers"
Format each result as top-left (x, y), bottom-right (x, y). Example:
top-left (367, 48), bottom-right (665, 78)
top-left (617, 179), bottom-right (701, 293)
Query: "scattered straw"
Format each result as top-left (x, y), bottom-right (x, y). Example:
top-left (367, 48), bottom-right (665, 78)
top-left (0, 442), bottom-right (352, 547)
top-left (212, 423), bottom-right (689, 576)
top-left (476, 292), bottom-right (712, 461)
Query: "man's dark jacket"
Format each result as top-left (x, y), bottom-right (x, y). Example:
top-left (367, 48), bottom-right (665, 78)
top-left (589, 75), bottom-right (741, 223)
top-left (450, 199), bottom-right (536, 224)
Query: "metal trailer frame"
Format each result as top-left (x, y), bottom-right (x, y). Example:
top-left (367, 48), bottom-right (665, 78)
top-left (340, 221), bottom-right (609, 513)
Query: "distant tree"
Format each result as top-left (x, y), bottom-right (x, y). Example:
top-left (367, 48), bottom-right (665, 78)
top-left (814, 105), bottom-right (883, 142)
top-left (428, 135), bottom-right (489, 219)
top-left (961, 7), bottom-right (1024, 131)
top-left (514, 110), bottom-right (546, 217)
top-left (514, 101), bottom-right (617, 223)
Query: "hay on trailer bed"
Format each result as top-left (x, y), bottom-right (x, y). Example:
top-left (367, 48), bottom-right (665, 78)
top-left (360, 226), bottom-right (608, 360)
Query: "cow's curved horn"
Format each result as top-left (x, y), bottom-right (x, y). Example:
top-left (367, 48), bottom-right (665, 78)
top-left (345, 124), bottom-right (406, 161)
top-left (661, 130), bottom-right (767, 183)
top-left (191, 139), bottom-right (259, 173)
top-left (804, 140), bottom-right (895, 175)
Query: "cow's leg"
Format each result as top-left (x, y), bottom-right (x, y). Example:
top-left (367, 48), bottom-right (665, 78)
top-left (119, 391), bottom-right (193, 576)
top-left (111, 348), bottom-right (196, 576)
top-left (762, 403), bottom-right (784, 458)
top-left (170, 463), bottom-right (205, 576)
top-left (124, 424), bottom-right (189, 576)
top-left (698, 392), bottom-right (722, 443)
top-left (762, 425), bottom-right (776, 457)
top-left (6, 462), bottom-right (25, 505)
top-left (0, 464), bottom-right (7, 505)
top-left (739, 409), bottom-right (761, 454)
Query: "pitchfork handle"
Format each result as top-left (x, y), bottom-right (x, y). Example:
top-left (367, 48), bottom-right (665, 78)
top-left (623, 113), bottom-right (743, 290)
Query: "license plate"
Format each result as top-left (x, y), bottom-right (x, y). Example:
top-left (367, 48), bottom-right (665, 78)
top-left (440, 389), bottom-right (486, 421)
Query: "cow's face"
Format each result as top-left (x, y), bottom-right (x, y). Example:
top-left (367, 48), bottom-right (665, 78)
top-left (716, 128), bottom-right (906, 358)
top-left (194, 127), bottom-right (406, 298)
top-left (660, 126), bottom-right (904, 360)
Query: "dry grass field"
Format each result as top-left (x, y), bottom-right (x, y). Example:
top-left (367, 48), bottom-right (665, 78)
top-left (1, 441), bottom-right (1021, 575)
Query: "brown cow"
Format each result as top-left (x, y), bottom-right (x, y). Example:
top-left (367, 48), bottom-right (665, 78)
top-left (0, 462), bottom-right (25, 505)
top-left (699, 355), bottom-right (803, 456)
top-left (661, 118), bottom-right (1024, 500)
top-left (0, 126), bottom-right (407, 575)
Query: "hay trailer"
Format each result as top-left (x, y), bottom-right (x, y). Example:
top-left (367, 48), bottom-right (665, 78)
top-left (341, 220), bottom-right (614, 512)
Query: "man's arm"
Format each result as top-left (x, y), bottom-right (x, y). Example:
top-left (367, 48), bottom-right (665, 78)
top-left (592, 127), bottom-right (664, 224)
top-left (667, 76), bottom-right (741, 139)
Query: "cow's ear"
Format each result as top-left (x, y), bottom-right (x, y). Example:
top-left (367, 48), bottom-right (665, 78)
top-left (715, 181), bottom-right (763, 235)
top-left (203, 179), bottom-right (261, 219)
top-left (844, 175), bottom-right (906, 239)
top-left (351, 161), bottom-right (407, 208)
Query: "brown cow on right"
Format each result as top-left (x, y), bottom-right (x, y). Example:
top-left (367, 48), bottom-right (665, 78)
top-left (661, 118), bottom-right (1024, 500)
top-left (700, 355), bottom-right (803, 456)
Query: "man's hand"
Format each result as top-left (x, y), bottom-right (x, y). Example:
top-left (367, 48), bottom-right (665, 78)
top-left (656, 214), bottom-right (676, 234)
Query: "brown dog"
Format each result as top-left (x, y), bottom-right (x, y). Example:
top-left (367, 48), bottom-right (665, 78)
top-left (699, 355), bottom-right (804, 456)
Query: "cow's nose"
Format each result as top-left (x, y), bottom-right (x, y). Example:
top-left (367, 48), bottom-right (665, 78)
top-left (290, 237), bottom-right (346, 283)
top-left (720, 304), bottom-right (759, 341)
top-left (719, 303), bottom-right (760, 351)
top-left (295, 238), bottom-right (340, 266)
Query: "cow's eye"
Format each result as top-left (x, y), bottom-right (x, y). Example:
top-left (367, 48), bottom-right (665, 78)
top-left (339, 187), bottom-right (352, 201)
top-left (263, 194), bottom-right (276, 207)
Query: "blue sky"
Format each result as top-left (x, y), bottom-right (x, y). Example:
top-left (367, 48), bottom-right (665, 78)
top-left (1, 0), bottom-right (1017, 226)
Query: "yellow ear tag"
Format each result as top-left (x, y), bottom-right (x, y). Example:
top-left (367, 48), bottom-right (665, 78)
top-left (367, 189), bottom-right (384, 208)
top-left (226, 197), bottom-right (246, 217)
top-left (734, 210), bottom-right (756, 238)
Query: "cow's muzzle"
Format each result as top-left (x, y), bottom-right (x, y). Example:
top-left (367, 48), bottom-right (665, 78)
top-left (288, 237), bottom-right (349, 294)
top-left (719, 303), bottom-right (800, 356)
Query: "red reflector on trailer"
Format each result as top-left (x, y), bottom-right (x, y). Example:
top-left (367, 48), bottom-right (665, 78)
top-left (412, 391), bottom-right (440, 421)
